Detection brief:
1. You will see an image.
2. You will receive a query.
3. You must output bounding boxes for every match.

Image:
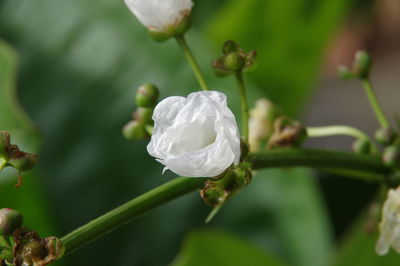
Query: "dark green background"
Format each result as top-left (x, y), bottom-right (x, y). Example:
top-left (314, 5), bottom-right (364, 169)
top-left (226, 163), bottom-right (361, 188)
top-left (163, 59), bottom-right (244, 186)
top-left (1, 0), bottom-right (398, 265)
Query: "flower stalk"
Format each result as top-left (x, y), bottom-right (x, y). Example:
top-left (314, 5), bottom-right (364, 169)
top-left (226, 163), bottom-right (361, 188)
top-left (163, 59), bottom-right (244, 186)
top-left (235, 72), bottom-right (250, 142)
top-left (362, 79), bottom-right (390, 129)
top-left (175, 35), bottom-right (210, 91)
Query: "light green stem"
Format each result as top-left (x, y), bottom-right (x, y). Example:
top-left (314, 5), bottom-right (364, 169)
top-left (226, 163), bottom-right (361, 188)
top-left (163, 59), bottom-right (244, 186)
top-left (307, 125), bottom-right (378, 154)
top-left (59, 149), bottom-right (390, 258)
top-left (307, 125), bottom-right (369, 140)
top-left (175, 35), bottom-right (210, 91)
top-left (362, 79), bottom-right (390, 128)
top-left (235, 72), bottom-right (249, 141)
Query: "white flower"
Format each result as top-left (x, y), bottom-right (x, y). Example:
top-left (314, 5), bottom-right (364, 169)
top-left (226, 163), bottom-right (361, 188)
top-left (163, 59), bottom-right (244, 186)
top-left (376, 186), bottom-right (400, 255)
top-left (147, 91), bottom-right (241, 177)
top-left (124, 0), bottom-right (193, 33)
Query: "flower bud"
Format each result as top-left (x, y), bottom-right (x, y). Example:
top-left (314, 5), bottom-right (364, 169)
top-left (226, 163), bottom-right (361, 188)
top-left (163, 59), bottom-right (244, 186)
top-left (200, 183), bottom-right (228, 206)
top-left (212, 40), bottom-right (257, 77)
top-left (0, 208), bottom-right (23, 236)
top-left (124, 0), bottom-right (193, 41)
top-left (135, 83), bottom-right (159, 108)
top-left (21, 241), bottom-right (48, 265)
top-left (133, 107), bottom-right (153, 124)
top-left (232, 166), bottom-right (252, 188)
top-left (383, 145), bottom-right (400, 168)
top-left (8, 153), bottom-right (37, 172)
top-left (224, 52), bottom-right (245, 72)
top-left (123, 121), bottom-right (147, 140)
top-left (352, 139), bottom-right (372, 154)
top-left (353, 50), bottom-right (371, 79)
top-left (375, 128), bottom-right (396, 146)
top-left (0, 131), bottom-right (10, 157)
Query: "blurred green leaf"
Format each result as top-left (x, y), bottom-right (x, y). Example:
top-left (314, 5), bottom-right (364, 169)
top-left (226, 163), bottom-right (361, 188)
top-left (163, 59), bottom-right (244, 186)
top-left (335, 215), bottom-right (400, 266)
top-left (0, 39), bottom-right (61, 266)
top-left (172, 229), bottom-right (287, 266)
top-left (207, 0), bottom-right (352, 116)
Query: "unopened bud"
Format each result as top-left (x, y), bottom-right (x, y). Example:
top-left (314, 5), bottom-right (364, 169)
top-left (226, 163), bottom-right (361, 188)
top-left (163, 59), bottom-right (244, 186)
top-left (200, 184), bottom-right (228, 206)
top-left (8, 153), bottom-right (37, 172)
top-left (375, 128), bottom-right (396, 146)
top-left (353, 50), bottom-right (371, 79)
top-left (123, 121), bottom-right (147, 140)
top-left (136, 83), bottom-right (159, 108)
top-left (133, 107), bottom-right (153, 124)
top-left (0, 208), bottom-right (23, 236)
top-left (383, 146), bottom-right (400, 168)
top-left (352, 139), bottom-right (372, 154)
top-left (233, 166), bottom-right (252, 188)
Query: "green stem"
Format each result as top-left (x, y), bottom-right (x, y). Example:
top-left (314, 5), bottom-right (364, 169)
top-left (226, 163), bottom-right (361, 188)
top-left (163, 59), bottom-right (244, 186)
top-left (362, 79), bottom-right (390, 128)
top-left (235, 72), bottom-right (249, 141)
top-left (61, 177), bottom-right (206, 255)
top-left (307, 125), bottom-right (378, 153)
top-left (307, 125), bottom-right (369, 140)
top-left (250, 149), bottom-right (388, 182)
top-left (60, 149), bottom-right (390, 258)
top-left (175, 35), bottom-right (210, 91)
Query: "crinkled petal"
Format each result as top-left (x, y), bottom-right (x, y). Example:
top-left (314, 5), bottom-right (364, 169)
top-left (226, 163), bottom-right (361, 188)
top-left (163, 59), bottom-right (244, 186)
top-left (147, 90), bottom-right (240, 177)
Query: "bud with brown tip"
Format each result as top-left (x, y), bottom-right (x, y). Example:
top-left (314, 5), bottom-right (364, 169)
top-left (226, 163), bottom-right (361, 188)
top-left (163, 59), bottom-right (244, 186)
top-left (0, 208), bottom-right (23, 236)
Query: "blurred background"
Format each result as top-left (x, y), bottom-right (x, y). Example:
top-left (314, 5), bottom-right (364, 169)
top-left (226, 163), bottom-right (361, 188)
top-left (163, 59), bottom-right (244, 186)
top-left (0, 0), bottom-right (399, 265)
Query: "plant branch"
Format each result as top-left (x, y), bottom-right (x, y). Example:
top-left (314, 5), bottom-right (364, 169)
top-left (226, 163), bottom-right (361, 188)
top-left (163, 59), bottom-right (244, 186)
top-left (250, 148), bottom-right (389, 182)
top-left (61, 177), bottom-right (206, 255)
top-left (175, 35), bottom-right (210, 91)
top-left (59, 149), bottom-right (390, 258)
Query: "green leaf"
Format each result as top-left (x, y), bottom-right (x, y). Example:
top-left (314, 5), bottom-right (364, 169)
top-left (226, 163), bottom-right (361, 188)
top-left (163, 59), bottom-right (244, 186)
top-left (335, 215), bottom-right (400, 266)
top-left (172, 229), bottom-right (287, 266)
top-left (206, 0), bottom-right (352, 115)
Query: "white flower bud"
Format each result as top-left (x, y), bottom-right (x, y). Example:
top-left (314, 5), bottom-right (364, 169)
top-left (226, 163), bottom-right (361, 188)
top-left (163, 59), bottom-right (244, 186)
top-left (248, 99), bottom-right (275, 152)
top-left (376, 186), bottom-right (400, 255)
top-left (124, 0), bottom-right (193, 36)
top-left (147, 91), bottom-right (241, 177)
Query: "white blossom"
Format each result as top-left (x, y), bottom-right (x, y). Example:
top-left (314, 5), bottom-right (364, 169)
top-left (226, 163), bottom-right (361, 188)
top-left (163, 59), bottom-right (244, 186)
top-left (124, 0), bottom-right (193, 33)
top-left (376, 186), bottom-right (400, 255)
top-left (147, 91), bottom-right (241, 177)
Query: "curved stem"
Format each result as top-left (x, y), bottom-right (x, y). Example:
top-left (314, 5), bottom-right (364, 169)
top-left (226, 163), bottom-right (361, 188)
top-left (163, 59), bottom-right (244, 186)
top-left (59, 149), bottom-right (390, 258)
top-left (307, 126), bottom-right (370, 140)
top-left (235, 72), bottom-right (249, 141)
top-left (61, 177), bottom-right (206, 255)
top-left (307, 125), bottom-right (379, 153)
top-left (175, 35), bottom-right (210, 91)
top-left (362, 79), bottom-right (389, 128)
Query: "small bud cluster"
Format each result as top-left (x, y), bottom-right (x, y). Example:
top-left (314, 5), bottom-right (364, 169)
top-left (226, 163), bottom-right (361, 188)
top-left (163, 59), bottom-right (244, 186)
top-left (338, 50), bottom-right (372, 80)
top-left (371, 127), bottom-right (400, 176)
top-left (200, 163), bottom-right (252, 207)
top-left (123, 84), bottom-right (159, 140)
top-left (0, 131), bottom-right (37, 174)
top-left (212, 40), bottom-right (257, 77)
